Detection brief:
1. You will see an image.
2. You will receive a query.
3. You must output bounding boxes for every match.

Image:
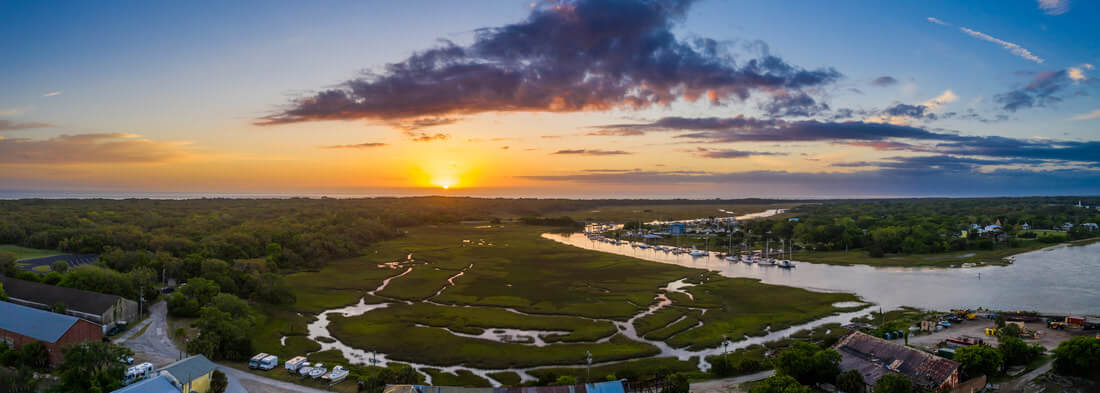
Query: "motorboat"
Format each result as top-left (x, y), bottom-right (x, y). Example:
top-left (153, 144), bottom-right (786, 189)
top-left (777, 260), bottom-right (796, 269)
top-left (325, 365), bottom-right (349, 383)
top-left (689, 247), bottom-right (708, 257)
top-left (758, 258), bottom-right (775, 266)
top-left (309, 363), bottom-right (327, 379)
top-left (724, 255), bottom-right (739, 262)
top-left (298, 363), bottom-right (313, 377)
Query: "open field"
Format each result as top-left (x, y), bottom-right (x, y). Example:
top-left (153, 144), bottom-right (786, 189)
top-left (255, 223), bottom-right (859, 382)
top-left (549, 203), bottom-right (800, 223)
top-left (0, 244), bottom-right (61, 260)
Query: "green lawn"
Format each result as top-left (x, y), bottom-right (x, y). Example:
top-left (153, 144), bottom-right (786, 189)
top-left (0, 244), bottom-right (61, 260)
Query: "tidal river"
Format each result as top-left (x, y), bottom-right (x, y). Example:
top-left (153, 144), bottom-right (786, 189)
top-left (543, 233), bottom-right (1100, 315)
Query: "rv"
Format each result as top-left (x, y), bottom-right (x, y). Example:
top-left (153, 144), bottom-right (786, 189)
top-left (259, 355), bottom-right (279, 371)
top-left (249, 353), bottom-right (270, 369)
top-left (285, 356), bottom-right (308, 373)
top-left (123, 362), bottom-right (155, 385)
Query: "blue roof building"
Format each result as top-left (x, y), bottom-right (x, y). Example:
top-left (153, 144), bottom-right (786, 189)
top-left (0, 300), bottom-right (82, 343)
top-left (112, 375), bottom-right (181, 393)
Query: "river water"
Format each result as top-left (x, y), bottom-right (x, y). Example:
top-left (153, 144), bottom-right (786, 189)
top-left (544, 233), bottom-right (1100, 315)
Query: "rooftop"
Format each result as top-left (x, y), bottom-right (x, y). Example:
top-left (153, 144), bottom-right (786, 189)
top-left (0, 275), bottom-right (124, 316)
top-left (0, 300), bottom-right (81, 343)
top-left (111, 375), bottom-right (180, 393)
top-left (834, 331), bottom-right (960, 388)
top-left (160, 355), bottom-right (217, 383)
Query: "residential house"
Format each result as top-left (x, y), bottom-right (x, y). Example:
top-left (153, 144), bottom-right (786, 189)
top-left (1020, 223), bottom-right (1031, 231)
top-left (0, 275), bottom-right (138, 333)
top-left (1081, 223), bottom-right (1099, 232)
top-left (1061, 222), bottom-right (1074, 231)
top-left (833, 331), bottom-right (961, 392)
top-left (160, 355), bottom-right (218, 393)
top-left (0, 301), bottom-right (103, 364)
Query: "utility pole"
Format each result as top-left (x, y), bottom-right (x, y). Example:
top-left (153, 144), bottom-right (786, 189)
top-left (586, 350), bottom-right (593, 384)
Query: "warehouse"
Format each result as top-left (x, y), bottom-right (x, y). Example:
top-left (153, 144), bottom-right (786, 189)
top-left (0, 301), bottom-right (103, 364)
top-left (0, 275), bottom-right (138, 333)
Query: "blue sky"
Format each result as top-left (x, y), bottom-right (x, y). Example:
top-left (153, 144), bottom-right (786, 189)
top-left (1, 0), bottom-right (1097, 197)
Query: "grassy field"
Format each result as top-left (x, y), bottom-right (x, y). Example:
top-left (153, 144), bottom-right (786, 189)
top-left (791, 240), bottom-right (1053, 268)
top-left (0, 244), bottom-right (61, 260)
top-left (255, 223), bottom-right (860, 382)
top-left (549, 203), bottom-right (799, 223)
top-left (423, 369), bottom-right (493, 387)
top-left (666, 277), bottom-right (858, 350)
top-left (526, 357), bottom-right (699, 383)
top-left (487, 371), bottom-right (523, 386)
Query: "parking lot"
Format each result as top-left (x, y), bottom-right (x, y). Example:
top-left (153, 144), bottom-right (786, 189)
top-left (906, 317), bottom-right (1093, 351)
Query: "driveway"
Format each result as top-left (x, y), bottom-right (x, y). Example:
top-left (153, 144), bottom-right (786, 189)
top-left (690, 370), bottom-right (776, 393)
top-left (122, 300), bottom-right (330, 393)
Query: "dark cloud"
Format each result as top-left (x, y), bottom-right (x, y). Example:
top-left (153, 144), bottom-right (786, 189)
top-left (934, 136), bottom-right (1100, 163)
top-left (408, 132), bottom-right (450, 142)
top-left (391, 117), bottom-right (460, 131)
top-left (586, 129), bottom-right (646, 136)
top-left (693, 147), bottom-right (787, 159)
top-left (258, 0), bottom-right (840, 126)
top-left (597, 116), bottom-right (966, 142)
top-left (994, 69), bottom-right (1091, 112)
top-left (552, 149), bottom-right (632, 156)
top-left (870, 76), bottom-right (898, 87)
top-left (0, 119), bottom-right (54, 131)
top-left (882, 103), bottom-right (935, 120)
top-left (319, 142), bottom-right (387, 149)
top-left (0, 133), bottom-right (190, 164)
top-left (830, 155), bottom-right (1031, 173)
top-left (758, 92), bottom-right (829, 117)
top-left (595, 115), bottom-right (1100, 164)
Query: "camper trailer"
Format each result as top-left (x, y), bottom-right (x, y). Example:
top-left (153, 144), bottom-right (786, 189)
top-left (122, 362), bottom-right (155, 385)
top-left (285, 356), bottom-right (308, 373)
top-left (259, 354), bottom-right (279, 371)
top-left (249, 353), bottom-right (270, 369)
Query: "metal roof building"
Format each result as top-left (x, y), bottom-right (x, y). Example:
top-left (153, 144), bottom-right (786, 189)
top-left (0, 275), bottom-right (138, 332)
top-left (112, 375), bottom-right (181, 393)
top-left (0, 300), bottom-right (82, 342)
top-left (0, 300), bottom-right (103, 364)
top-left (160, 355), bottom-right (218, 393)
top-left (834, 331), bottom-right (961, 392)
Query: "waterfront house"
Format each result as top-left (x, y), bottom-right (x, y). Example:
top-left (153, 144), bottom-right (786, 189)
top-left (0, 301), bottom-right (103, 364)
top-left (833, 331), bottom-right (961, 392)
top-left (1082, 223), bottom-right (1098, 231)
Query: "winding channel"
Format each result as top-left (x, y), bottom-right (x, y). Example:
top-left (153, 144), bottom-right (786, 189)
top-left (305, 261), bottom-right (873, 385)
top-left (304, 211), bottom-right (1099, 386)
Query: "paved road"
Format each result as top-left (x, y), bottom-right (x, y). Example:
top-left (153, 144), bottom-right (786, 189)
top-left (1000, 360), bottom-right (1054, 393)
top-left (690, 370), bottom-right (776, 393)
top-left (122, 301), bottom-right (330, 393)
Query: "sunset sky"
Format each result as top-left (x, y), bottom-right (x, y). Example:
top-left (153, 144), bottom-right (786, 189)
top-left (1, 0), bottom-right (1098, 198)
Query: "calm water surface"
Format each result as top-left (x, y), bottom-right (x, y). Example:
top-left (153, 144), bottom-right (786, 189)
top-left (545, 233), bottom-right (1100, 315)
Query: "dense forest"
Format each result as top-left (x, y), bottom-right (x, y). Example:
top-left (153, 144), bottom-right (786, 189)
top-left (737, 198), bottom-right (1100, 255)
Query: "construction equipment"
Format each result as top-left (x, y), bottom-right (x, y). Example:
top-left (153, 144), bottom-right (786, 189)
top-left (985, 328), bottom-right (999, 336)
top-left (1048, 321), bottom-right (1065, 330)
